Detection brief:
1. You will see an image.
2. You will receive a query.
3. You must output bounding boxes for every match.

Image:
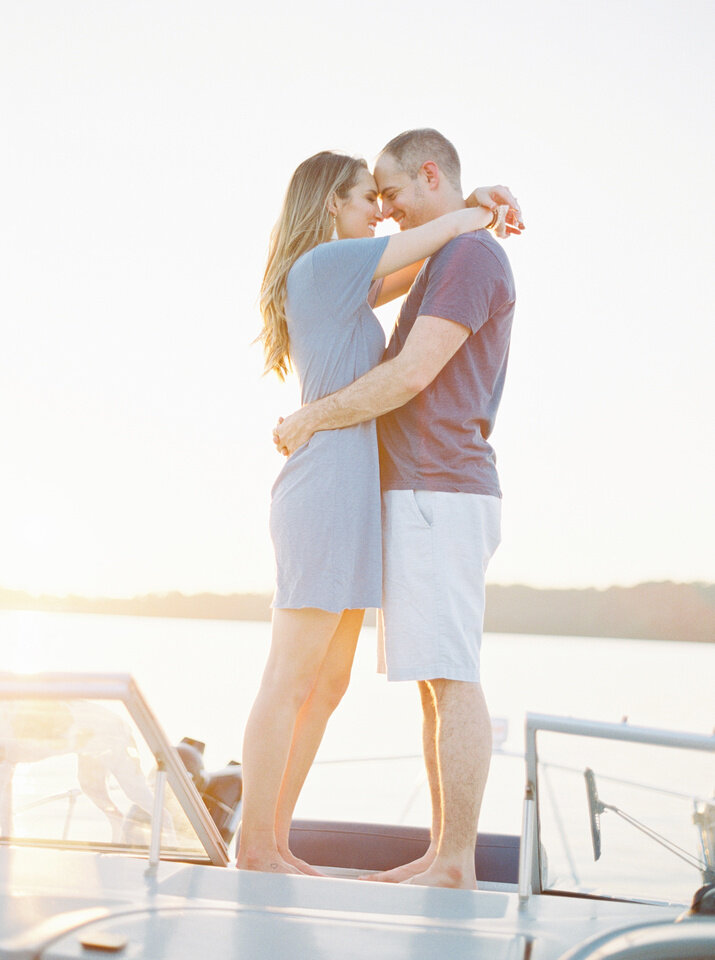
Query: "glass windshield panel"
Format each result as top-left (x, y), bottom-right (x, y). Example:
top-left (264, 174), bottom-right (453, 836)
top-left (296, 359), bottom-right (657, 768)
top-left (1, 697), bottom-right (207, 859)
top-left (535, 730), bottom-right (714, 904)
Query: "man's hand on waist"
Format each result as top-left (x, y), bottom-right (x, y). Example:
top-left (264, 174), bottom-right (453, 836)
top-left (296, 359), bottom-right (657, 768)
top-left (273, 408), bottom-right (317, 457)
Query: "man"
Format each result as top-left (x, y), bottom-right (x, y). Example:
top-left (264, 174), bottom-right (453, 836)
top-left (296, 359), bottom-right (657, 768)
top-left (274, 129), bottom-right (518, 889)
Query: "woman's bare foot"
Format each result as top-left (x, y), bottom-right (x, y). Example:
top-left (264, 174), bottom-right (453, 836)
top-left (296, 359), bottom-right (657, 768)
top-left (236, 850), bottom-right (303, 875)
top-left (278, 847), bottom-right (326, 877)
top-left (359, 850), bottom-right (436, 883)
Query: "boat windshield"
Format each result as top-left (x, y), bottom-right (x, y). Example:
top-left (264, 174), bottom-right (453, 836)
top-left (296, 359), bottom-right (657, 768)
top-left (526, 714), bottom-right (715, 905)
top-left (0, 674), bottom-right (229, 865)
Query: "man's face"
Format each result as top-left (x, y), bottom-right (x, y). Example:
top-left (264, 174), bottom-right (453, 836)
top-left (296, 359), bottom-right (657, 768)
top-left (373, 153), bottom-right (429, 231)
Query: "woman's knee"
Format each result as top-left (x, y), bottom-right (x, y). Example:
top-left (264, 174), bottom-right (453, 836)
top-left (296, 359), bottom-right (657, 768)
top-left (260, 656), bottom-right (321, 709)
top-left (317, 669), bottom-right (352, 711)
top-left (310, 654), bottom-right (353, 709)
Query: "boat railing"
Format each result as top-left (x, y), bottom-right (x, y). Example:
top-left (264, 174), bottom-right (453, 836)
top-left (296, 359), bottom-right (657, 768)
top-left (520, 713), bottom-right (715, 905)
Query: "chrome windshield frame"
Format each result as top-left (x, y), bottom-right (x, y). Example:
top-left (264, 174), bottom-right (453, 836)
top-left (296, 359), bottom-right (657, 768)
top-left (520, 712), bottom-right (715, 899)
top-left (0, 672), bottom-right (230, 866)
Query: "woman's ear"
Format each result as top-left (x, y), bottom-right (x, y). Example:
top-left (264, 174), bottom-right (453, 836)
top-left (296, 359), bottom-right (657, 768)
top-left (326, 192), bottom-right (340, 216)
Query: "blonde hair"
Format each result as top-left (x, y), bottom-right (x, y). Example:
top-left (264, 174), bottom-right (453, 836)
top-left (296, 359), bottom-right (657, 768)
top-left (259, 151), bottom-right (367, 379)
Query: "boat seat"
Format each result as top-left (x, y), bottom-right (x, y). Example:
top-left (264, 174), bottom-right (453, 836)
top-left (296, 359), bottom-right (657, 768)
top-left (288, 820), bottom-right (520, 883)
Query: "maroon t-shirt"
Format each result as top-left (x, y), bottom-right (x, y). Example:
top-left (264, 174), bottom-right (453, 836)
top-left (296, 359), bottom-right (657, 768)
top-left (378, 229), bottom-right (515, 497)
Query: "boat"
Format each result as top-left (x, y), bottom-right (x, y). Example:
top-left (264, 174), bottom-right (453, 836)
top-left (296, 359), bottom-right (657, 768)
top-left (0, 671), bottom-right (713, 959)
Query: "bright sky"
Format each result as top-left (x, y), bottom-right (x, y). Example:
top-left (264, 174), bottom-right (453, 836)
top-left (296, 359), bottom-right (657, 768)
top-left (1, 0), bottom-right (713, 598)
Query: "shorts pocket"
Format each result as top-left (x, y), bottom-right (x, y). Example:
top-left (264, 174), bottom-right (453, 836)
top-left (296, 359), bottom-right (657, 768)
top-left (410, 490), bottom-right (434, 528)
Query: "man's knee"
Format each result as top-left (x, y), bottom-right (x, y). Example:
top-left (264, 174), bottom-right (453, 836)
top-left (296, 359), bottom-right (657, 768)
top-left (426, 678), bottom-right (480, 700)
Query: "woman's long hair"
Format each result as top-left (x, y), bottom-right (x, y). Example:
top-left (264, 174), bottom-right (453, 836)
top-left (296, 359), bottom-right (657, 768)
top-left (259, 152), bottom-right (367, 379)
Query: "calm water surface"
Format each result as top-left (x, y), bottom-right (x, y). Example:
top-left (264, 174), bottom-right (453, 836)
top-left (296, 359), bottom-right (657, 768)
top-left (2, 610), bottom-right (713, 836)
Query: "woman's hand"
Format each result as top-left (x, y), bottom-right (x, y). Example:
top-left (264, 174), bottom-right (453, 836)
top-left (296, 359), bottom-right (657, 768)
top-left (466, 185), bottom-right (524, 237)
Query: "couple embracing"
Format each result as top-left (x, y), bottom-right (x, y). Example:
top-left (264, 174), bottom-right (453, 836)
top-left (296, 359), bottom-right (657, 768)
top-left (238, 128), bottom-right (521, 889)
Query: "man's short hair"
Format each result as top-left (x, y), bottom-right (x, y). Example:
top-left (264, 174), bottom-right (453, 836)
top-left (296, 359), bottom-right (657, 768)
top-left (379, 128), bottom-right (462, 192)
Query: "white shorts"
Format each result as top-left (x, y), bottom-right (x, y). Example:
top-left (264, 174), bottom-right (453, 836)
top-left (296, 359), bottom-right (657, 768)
top-left (378, 490), bottom-right (501, 683)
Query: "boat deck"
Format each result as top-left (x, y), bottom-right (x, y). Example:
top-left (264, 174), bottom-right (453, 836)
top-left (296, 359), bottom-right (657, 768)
top-left (0, 845), bottom-right (685, 960)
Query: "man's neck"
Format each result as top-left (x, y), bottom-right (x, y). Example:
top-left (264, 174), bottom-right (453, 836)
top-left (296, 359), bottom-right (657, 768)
top-left (427, 190), bottom-right (465, 221)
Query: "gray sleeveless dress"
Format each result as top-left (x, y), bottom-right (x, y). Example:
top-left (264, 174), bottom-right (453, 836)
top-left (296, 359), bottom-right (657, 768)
top-left (270, 236), bottom-right (389, 612)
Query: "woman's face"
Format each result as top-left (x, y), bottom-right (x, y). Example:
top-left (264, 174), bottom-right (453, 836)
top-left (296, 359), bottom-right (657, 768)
top-left (334, 168), bottom-right (383, 239)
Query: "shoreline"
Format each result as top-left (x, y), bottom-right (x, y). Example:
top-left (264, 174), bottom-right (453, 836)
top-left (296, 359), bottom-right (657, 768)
top-left (2, 581), bottom-right (713, 644)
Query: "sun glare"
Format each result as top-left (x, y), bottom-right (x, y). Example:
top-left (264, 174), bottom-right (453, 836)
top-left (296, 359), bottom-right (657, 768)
top-left (3, 612), bottom-right (64, 673)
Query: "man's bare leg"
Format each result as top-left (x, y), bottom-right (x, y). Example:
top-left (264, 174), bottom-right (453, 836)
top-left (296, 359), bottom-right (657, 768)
top-left (237, 608), bottom-right (340, 873)
top-left (362, 680), bottom-right (441, 882)
top-left (407, 680), bottom-right (491, 889)
top-left (274, 609), bottom-right (363, 874)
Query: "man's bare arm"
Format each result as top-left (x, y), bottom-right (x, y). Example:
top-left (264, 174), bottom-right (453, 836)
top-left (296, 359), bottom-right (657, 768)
top-left (273, 316), bottom-right (469, 456)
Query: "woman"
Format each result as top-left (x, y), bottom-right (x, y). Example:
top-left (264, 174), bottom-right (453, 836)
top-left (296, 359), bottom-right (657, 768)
top-left (238, 151), bottom-right (510, 874)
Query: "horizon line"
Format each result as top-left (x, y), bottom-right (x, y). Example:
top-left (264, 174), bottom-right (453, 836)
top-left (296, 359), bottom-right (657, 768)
top-left (1, 579), bottom-right (713, 602)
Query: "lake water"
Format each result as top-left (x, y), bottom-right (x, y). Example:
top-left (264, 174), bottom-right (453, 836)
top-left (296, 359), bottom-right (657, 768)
top-left (2, 610), bottom-right (713, 841)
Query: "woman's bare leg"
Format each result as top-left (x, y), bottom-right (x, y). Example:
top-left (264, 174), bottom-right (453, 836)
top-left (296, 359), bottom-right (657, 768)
top-left (236, 607), bottom-right (340, 873)
top-left (275, 608), bottom-right (364, 873)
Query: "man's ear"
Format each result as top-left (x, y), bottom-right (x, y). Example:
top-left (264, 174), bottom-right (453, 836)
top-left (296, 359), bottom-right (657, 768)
top-left (421, 161), bottom-right (441, 191)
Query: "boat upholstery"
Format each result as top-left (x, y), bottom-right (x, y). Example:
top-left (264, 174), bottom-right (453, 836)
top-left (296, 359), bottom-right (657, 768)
top-left (288, 820), bottom-right (520, 882)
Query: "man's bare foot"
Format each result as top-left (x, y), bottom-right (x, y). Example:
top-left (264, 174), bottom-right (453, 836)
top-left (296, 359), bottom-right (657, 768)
top-left (358, 851), bottom-right (436, 883)
top-left (236, 850), bottom-right (303, 875)
top-left (403, 863), bottom-right (477, 890)
top-left (278, 847), bottom-right (326, 877)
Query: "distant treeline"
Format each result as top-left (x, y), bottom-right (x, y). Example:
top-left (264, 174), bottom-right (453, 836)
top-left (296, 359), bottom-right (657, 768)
top-left (484, 582), bottom-right (714, 643)
top-left (1, 582), bottom-right (713, 644)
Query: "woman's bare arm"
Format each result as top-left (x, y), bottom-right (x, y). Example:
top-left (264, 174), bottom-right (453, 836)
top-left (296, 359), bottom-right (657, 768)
top-left (374, 260), bottom-right (426, 306)
top-left (373, 206), bottom-right (492, 279)
top-left (466, 185), bottom-right (525, 235)
top-left (375, 185), bottom-right (524, 305)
